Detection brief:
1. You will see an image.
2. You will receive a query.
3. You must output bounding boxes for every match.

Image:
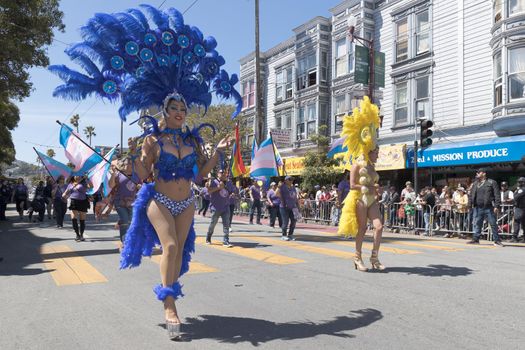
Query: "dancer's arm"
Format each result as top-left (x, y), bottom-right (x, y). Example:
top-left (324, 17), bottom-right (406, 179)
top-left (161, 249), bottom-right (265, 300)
top-left (198, 135), bottom-right (231, 177)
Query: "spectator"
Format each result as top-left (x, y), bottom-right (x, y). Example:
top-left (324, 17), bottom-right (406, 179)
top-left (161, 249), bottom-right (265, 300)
top-left (419, 186), bottom-right (435, 236)
top-left (266, 182), bottom-right (282, 229)
top-left (452, 187), bottom-right (469, 238)
top-left (404, 197), bottom-right (415, 229)
top-left (437, 193), bottom-right (453, 232)
top-left (277, 176), bottom-right (299, 241)
top-left (43, 176), bottom-right (53, 220)
top-left (511, 177), bottom-right (525, 242)
top-left (249, 179), bottom-right (262, 225)
top-left (386, 186), bottom-right (400, 228)
top-left (336, 172), bottom-right (350, 226)
top-left (206, 170), bottom-right (233, 247)
top-left (401, 181), bottom-right (414, 201)
top-left (500, 181), bottom-right (514, 233)
top-left (198, 181), bottom-right (210, 217)
top-left (468, 168), bottom-right (502, 246)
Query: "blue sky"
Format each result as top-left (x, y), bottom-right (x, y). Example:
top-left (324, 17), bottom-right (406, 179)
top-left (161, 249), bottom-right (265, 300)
top-left (13, 0), bottom-right (342, 164)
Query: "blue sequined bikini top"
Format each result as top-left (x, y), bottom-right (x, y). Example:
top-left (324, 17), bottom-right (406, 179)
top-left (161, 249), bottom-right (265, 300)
top-left (155, 130), bottom-right (198, 181)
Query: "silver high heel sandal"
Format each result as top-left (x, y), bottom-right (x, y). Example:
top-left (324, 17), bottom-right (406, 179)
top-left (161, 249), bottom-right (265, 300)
top-left (166, 320), bottom-right (182, 340)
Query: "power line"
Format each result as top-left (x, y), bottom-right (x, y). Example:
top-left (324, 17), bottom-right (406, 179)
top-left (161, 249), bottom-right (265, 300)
top-left (183, 0), bottom-right (200, 14)
top-left (158, 0), bottom-right (168, 9)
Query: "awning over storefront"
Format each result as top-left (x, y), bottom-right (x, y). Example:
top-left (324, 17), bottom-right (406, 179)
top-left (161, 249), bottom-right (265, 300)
top-left (406, 135), bottom-right (525, 168)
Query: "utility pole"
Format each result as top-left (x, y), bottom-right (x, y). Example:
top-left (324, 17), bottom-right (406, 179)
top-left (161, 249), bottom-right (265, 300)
top-left (254, 0), bottom-right (264, 143)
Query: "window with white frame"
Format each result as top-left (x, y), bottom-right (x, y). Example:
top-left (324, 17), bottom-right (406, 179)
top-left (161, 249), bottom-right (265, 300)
top-left (509, 47), bottom-right (525, 101)
top-left (494, 0), bottom-right (503, 22)
top-left (335, 38), bottom-right (348, 77)
top-left (296, 107), bottom-right (306, 140)
top-left (334, 95), bottom-right (346, 133)
top-left (319, 103), bottom-right (328, 129)
top-left (494, 52), bottom-right (502, 106)
top-left (275, 66), bottom-right (293, 102)
top-left (394, 81), bottom-right (408, 125)
top-left (508, 0), bottom-right (525, 16)
top-left (415, 75), bottom-right (430, 119)
top-left (275, 109), bottom-right (292, 130)
top-left (307, 103), bottom-right (316, 136)
top-left (242, 79), bottom-right (256, 109)
top-left (395, 18), bottom-right (409, 62)
top-left (321, 51), bottom-right (328, 82)
top-left (394, 7), bottom-right (431, 63)
top-left (297, 53), bottom-right (317, 90)
top-left (416, 11), bottom-right (430, 55)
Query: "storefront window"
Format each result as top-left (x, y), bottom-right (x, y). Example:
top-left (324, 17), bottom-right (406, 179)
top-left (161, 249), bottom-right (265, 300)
top-left (509, 0), bottom-right (525, 16)
top-left (395, 82), bottom-right (408, 125)
top-left (494, 52), bottom-right (502, 106)
top-left (508, 47), bottom-right (525, 101)
top-left (494, 0), bottom-right (503, 22)
top-left (396, 18), bottom-right (409, 62)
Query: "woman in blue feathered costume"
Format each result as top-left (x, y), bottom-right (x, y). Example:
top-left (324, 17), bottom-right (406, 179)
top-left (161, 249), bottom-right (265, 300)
top-left (49, 5), bottom-right (242, 340)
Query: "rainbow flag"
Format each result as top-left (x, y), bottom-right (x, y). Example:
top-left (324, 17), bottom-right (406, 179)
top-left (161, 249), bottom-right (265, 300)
top-left (230, 124), bottom-right (247, 177)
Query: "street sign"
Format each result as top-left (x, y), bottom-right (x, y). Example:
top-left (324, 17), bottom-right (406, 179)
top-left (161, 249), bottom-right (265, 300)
top-left (354, 45), bottom-right (386, 88)
top-left (374, 51), bottom-right (385, 88)
top-left (270, 128), bottom-right (292, 147)
top-left (354, 45), bottom-right (369, 84)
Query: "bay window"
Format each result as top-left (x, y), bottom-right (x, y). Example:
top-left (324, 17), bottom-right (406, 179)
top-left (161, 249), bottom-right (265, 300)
top-left (394, 81), bottom-right (408, 125)
top-left (296, 107), bottom-right (305, 140)
top-left (297, 53), bottom-right (317, 90)
top-left (509, 47), bottom-right (525, 101)
top-left (275, 66), bottom-right (293, 102)
top-left (307, 103), bottom-right (316, 136)
top-left (509, 0), bottom-right (525, 16)
top-left (494, 52), bottom-right (502, 106)
top-left (242, 79), bottom-right (255, 109)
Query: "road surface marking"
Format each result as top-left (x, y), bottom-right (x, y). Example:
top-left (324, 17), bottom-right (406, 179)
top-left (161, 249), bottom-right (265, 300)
top-left (150, 254), bottom-right (218, 274)
top-left (40, 245), bottom-right (107, 286)
top-left (238, 234), bottom-right (355, 259)
top-left (384, 240), bottom-right (463, 252)
top-left (195, 237), bottom-right (304, 265)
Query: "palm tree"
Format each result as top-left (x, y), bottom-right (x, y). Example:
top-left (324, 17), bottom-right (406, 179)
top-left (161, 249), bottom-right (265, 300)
top-left (83, 126), bottom-right (96, 146)
top-left (46, 149), bottom-right (56, 158)
top-left (70, 114), bottom-right (80, 133)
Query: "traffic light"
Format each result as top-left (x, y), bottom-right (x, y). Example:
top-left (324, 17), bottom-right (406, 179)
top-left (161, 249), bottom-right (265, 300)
top-left (420, 119), bottom-right (433, 148)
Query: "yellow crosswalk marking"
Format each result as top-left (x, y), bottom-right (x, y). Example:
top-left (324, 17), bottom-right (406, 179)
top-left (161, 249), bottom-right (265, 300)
top-left (239, 234), bottom-right (355, 259)
top-left (150, 254), bottom-right (218, 274)
top-left (385, 240), bottom-right (463, 252)
top-left (295, 234), bottom-right (421, 255)
top-left (195, 237), bottom-right (304, 265)
top-left (419, 239), bottom-right (495, 249)
top-left (40, 245), bottom-right (107, 286)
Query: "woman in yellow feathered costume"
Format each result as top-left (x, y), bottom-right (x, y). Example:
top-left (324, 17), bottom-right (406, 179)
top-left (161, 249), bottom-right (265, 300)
top-left (338, 96), bottom-right (385, 271)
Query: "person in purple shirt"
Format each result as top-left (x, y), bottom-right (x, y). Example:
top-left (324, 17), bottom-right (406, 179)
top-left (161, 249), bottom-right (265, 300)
top-left (277, 176), bottom-right (299, 240)
top-left (225, 173), bottom-right (239, 230)
top-left (249, 179), bottom-right (262, 224)
top-left (109, 162), bottom-right (138, 243)
top-left (206, 170), bottom-right (233, 247)
top-left (63, 176), bottom-right (91, 242)
top-left (266, 182), bottom-right (282, 228)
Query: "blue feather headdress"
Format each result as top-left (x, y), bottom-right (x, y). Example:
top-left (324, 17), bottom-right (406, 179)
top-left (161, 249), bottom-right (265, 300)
top-left (49, 4), bottom-right (242, 121)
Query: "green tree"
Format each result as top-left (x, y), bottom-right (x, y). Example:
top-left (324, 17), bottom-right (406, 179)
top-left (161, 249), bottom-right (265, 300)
top-left (70, 114), bottom-right (80, 133)
top-left (46, 149), bottom-right (56, 158)
top-left (83, 126), bottom-right (96, 146)
top-left (186, 104), bottom-right (249, 159)
top-left (301, 125), bottom-right (341, 192)
top-left (0, 1), bottom-right (64, 166)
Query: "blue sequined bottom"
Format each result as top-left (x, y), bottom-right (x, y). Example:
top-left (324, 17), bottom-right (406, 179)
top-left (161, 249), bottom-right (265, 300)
top-left (153, 191), bottom-right (195, 216)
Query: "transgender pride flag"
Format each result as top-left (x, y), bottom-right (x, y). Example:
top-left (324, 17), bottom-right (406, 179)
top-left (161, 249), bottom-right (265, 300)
top-left (34, 149), bottom-right (72, 181)
top-left (250, 138), bottom-right (278, 178)
top-left (59, 124), bottom-right (102, 174)
top-left (86, 146), bottom-right (117, 197)
top-left (327, 136), bottom-right (348, 158)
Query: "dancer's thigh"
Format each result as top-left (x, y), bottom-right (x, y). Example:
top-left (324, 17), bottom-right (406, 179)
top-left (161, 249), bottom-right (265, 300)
top-left (147, 199), bottom-right (177, 247)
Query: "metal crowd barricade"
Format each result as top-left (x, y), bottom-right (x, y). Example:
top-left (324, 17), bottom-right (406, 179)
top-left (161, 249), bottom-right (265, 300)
top-left (384, 202), bottom-right (433, 235)
top-left (299, 199), bottom-right (335, 225)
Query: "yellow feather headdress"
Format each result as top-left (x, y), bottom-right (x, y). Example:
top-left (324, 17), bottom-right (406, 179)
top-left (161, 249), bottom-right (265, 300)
top-left (340, 96), bottom-right (380, 164)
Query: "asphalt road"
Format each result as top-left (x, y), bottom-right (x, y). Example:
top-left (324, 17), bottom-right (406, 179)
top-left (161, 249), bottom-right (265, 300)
top-left (1, 205), bottom-right (524, 350)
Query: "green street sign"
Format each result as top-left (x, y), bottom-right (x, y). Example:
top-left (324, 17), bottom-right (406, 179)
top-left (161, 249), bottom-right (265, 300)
top-left (374, 51), bottom-right (385, 88)
top-left (355, 45), bottom-right (369, 85)
top-left (354, 45), bottom-right (386, 88)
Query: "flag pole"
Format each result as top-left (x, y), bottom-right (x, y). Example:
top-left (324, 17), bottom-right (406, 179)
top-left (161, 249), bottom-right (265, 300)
top-left (55, 120), bottom-right (137, 184)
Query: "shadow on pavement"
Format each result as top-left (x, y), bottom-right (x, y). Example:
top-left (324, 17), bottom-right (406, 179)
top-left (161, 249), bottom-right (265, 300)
top-left (383, 264), bottom-right (473, 277)
top-left (181, 308), bottom-right (383, 345)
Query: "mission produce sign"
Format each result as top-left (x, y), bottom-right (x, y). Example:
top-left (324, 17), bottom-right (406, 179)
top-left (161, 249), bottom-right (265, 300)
top-left (406, 136), bottom-right (525, 168)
